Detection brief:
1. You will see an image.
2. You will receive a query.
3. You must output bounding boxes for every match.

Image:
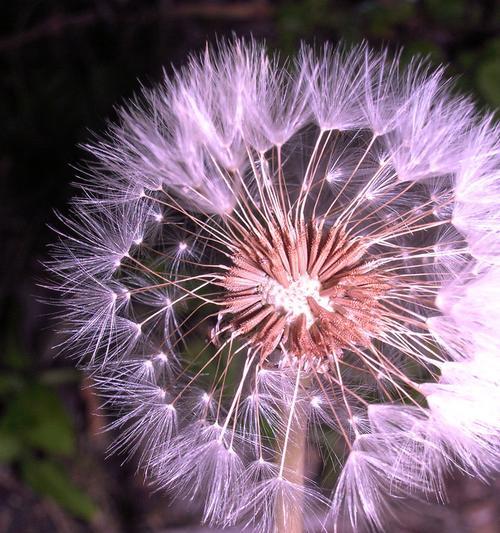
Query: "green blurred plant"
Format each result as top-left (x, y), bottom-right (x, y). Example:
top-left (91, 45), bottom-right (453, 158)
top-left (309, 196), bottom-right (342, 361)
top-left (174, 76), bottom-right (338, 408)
top-left (276, 0), bottom-right (499, 111)
top-left (0, 332), bottom-right (97, 522)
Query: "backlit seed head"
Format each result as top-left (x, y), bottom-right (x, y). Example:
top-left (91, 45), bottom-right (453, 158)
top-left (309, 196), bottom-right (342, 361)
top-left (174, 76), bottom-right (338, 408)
top-left (48, 38), bottom-right (500, 533)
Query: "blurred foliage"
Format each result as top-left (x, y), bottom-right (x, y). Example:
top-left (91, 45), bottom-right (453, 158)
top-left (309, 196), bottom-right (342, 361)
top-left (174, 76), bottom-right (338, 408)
top-left (472, 37), bottom-right (500, 107)
top-left (0, 329), bottom-right (97, 521)
top-left (21, 458), bottom-right (97, 521)
top-left (275, 0), bottom-right (499, 108)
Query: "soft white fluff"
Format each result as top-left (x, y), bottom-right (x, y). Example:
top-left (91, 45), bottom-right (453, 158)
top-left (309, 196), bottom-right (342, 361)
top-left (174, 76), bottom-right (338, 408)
top-left (49, 38), bottom-right (500, 532)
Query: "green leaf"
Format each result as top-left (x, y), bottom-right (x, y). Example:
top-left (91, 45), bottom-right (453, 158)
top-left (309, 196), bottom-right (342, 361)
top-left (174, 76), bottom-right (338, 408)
top-left (476, 59), bottom-right (500, 107)
top-left (0, 429), bottom-right (22, 462)
top-left (1, 383), bottom-right (75, 456)
top-left (21, 457), bottom-right (97, 521)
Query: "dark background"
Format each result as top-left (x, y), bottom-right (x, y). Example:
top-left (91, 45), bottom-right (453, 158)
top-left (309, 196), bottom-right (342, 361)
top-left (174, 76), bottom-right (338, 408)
top-left (0, 1), bottom-right (499, 532)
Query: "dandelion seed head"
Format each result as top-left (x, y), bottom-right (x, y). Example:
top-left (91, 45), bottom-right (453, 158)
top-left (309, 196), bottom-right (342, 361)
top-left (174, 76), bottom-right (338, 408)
top-left (48, 37), bottom-right (499, 532)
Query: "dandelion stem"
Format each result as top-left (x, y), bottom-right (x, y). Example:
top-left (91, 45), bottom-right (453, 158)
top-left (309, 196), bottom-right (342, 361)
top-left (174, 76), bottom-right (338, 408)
top-left (276, 369), bottom-right (307, 533)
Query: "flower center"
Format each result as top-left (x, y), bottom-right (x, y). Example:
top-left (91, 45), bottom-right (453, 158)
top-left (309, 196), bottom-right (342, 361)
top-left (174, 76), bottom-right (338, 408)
top-left (260, 274), bottom-right (333, 327)
top-left (220, 219), bottom-right (390, 367)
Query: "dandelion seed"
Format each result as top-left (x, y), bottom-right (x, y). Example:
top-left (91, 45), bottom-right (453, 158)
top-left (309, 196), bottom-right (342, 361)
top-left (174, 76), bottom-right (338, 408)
top-left (48, 38), bottom-right (500, 532)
